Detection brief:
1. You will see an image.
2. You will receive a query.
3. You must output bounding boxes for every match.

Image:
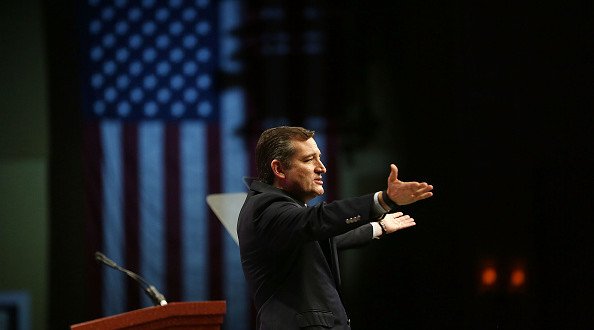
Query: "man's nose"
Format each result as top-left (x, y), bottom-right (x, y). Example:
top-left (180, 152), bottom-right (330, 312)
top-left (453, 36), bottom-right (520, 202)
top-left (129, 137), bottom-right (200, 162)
top-left (316, 160), bottom-right (326, 173)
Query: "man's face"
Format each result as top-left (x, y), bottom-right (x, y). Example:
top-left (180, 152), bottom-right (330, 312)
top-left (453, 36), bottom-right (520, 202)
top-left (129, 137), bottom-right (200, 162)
top-left (281, 138), bottom-right (326, 202)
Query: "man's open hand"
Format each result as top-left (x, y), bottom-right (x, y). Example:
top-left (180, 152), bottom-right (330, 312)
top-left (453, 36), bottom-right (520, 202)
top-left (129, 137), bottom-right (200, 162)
top-left (382, 212), bottom-right (416, 234)
top-left (385, 164), bottom-right (433, 206)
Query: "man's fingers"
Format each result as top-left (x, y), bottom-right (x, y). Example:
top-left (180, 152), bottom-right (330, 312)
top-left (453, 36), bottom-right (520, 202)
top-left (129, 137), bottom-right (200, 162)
top-left (385, 215), bottom-right (416, 233)
top-left (416, 192), bottom-right (433, 200)
top-left (398, 220), bottom-right (416, 229)
top-left (413, 185), bottom-right (434, 198)
top-left (388, 214), bottom-right (415, 224)
top-left (415, 184), bottom-right (433, 193)
top-left (388, 213), bottom-right (408, 220)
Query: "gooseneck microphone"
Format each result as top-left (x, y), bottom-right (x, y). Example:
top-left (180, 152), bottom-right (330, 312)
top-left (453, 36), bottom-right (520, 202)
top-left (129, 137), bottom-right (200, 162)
top-left (95, 251), bottom-right (168, 306)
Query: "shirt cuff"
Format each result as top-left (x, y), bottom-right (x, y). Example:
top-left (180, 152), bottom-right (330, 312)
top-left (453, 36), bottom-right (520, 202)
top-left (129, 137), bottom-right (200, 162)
top-left (373, 191), bottom-right (389, 214)
top-left (371, 222), bottom-right (383, 239)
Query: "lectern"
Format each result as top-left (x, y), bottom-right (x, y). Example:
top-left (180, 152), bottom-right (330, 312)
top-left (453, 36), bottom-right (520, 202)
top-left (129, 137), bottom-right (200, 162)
top-left (70, 301), bottom-right (226, 330)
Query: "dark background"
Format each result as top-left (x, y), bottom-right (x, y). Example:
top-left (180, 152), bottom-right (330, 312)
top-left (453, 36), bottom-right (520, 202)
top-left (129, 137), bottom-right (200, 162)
top-left (231, 2), bottom-right (593, 327)
top-left (3, 0), bottom-right (591, 329)
top-left (328, 2), bottom-right (594, 329)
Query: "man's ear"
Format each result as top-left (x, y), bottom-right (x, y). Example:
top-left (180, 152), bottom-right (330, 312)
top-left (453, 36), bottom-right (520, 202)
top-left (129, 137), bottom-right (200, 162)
top-left (271, 159), bottom-right (285, 179)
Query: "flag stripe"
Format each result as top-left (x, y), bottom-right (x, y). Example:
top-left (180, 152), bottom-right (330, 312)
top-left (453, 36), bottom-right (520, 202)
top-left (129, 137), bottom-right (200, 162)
top-left (221, 87), bottom-right (250, 328)
top-left (139, 121), bottom-right (166, 307)
top-left (83, 121), bottom-right (104, 317)
top-left (180, 121), bottom-right (209, 301)
top-left (123, 123), bottom-right (141, 310)
top-left (101, 121), bottom-right (126, 315)
top-left (165, 124), bottom-right (182, 302)
top-left (207, 124), bottom-right (223, 300)
top-left (218, 2), bottom-right (250, 325)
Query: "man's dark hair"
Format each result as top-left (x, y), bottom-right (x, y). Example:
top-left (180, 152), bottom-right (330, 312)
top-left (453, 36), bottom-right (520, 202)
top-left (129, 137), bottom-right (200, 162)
top-left (256, 126), bottom-right (315, 184)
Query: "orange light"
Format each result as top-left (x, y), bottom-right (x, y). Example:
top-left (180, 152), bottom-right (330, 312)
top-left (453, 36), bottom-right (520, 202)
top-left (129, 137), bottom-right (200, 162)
top-left (481, 266), bottom-right (497, 286)
top-left (510, 268), bottom-right (526, 287)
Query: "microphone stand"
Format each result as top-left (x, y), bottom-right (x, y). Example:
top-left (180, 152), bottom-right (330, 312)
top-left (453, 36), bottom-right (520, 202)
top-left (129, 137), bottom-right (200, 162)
top-left (95, 251), bottom-right (168, 306)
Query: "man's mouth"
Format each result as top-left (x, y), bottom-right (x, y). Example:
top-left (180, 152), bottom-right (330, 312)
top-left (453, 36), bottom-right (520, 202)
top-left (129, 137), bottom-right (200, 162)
top-left (314, 178), bottom-right (323, 185)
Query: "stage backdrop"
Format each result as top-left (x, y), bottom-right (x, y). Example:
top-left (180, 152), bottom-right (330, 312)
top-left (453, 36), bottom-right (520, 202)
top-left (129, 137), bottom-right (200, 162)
top-left (78, 0), bottom-right (251, 328)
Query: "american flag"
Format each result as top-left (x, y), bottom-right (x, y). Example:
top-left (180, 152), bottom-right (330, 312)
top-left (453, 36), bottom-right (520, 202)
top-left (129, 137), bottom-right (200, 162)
top-left (79, 0), bottom-right (251, 329)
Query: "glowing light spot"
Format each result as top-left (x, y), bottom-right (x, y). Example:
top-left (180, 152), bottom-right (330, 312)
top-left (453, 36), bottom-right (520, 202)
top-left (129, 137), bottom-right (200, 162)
top-left (481, 266), bottom-right (497, 286)
top-left (510, 268), bottom-right (526, 287)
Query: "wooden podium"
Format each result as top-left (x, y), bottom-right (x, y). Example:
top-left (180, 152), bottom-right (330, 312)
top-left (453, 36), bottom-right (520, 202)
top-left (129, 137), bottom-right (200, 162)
top-left (70, 301), bottom-right (226, 330)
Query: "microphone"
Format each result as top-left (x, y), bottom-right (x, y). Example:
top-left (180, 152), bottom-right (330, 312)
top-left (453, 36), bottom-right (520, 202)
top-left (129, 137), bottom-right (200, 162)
top-left (95, 251), bottom-right (168, 306)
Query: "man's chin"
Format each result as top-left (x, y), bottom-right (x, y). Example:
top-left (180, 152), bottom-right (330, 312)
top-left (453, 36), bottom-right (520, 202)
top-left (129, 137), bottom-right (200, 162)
top-left (304, 190), bottom-right (324, 203)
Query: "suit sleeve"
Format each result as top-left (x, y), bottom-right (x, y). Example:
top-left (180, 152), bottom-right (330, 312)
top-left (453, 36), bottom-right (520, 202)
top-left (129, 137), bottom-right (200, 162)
top-left (252, 193), bottom-right (381, 254)
top-left (334, 224), bottom-right (374, 250)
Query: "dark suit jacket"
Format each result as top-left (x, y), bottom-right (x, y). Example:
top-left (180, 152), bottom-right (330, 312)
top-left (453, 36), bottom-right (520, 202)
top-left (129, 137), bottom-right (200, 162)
top-left (237, 181), bottom-right (384, 329)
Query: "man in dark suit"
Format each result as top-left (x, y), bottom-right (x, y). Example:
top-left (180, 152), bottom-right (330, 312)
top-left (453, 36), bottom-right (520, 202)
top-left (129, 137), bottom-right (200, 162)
top-left (237, 126), bottom-right (433, 329)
